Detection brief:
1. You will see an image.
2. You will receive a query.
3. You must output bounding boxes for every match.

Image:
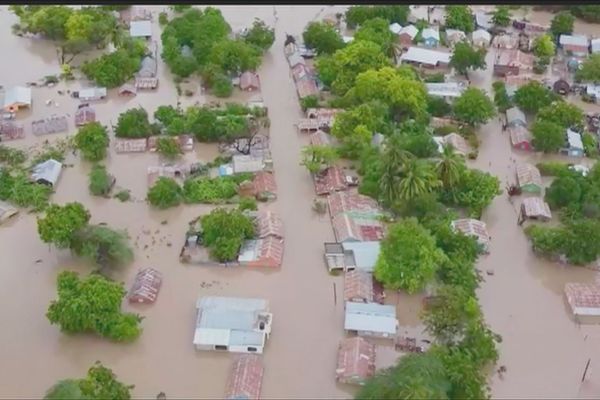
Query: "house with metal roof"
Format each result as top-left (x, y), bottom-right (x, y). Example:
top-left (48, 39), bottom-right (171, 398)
top-left (398, 25), bottom-right (418, 48)
top-left (445, 29), bottom-right (466, 47)
top-left (516, 163), bottom-right (543, 194)
top-left (421, 27), bottom-right (440, 47)
top-left (475, 12), bottom-right (492, 30)
top-left (494, 49), bottom-right (535, 76)
top-left (324, 241), bottom-right (382, 272)
top-left (75, 104), bottom-right (96, 126)
top-left (78, 87), bottom-right (107, 102)
top-left (344, 270), bottom-right (374, 303)
top-left (255, 210), bottom-right (284, 240)
top-left (130, 20), bottom-right (152, 39)
top-left (128, 268), bottom-right (162, 304)
top-left (565, 283), bottom-right (600, 322)
top-left (314, 166), bottom-right (348, 196)
top-left (31, 159), bottom-right (62, 187)
top-left (114, 138), bottom-right (148, 153)
top-left (562, 128), bottom-right (584, 157)
top-left (287, 52), bottom-right (305, 68)
top-left (451, 218), bottom-right (490, 252)
top-left (336, 337), bottom-right (376, 386)
top-left (332, 214), bottom-right (384, 243)
top-left (559, 34), bottom-right (589, 57)
top-left (3, 86), bottom-right (31, 112)
top-left (472, 29), bottom-right (492, 48)
top-left (238, 236), bottom-right (284, 268)
top-left (389, 22), bottom-right (402, 35)
top-left (327, 191), bottom-right (382, 220)
top-left (194, 296), bottom-right (273, 354)
top-left (399, 46), bottom-right (451, 70)
top-left (232, 154), bottom-right (264, 174)
top-left (252, 171), bottom-right (277, 201)
top-left (591, 38), bottom-right (600, 54)
top-left (425, 82), bottom-right (466, 100)
top-left (509, 125), bottom-right (533, 151)
top-left (344, 302), bottom-right (398, 339)
top-left (240, 71), bottom-right (260, 92)
top-left (443, 133), bottom-right (471, 156)
top-left (31, 115), bottom-right (68, 136)
top-left (506, 107), bottom-right (527, 128)
top-left (136, 56), bottom-right (159, 89)
top-left (521, 197), bottom-right (552, 221)
top-left (225, 355), bottom-right (264, 400)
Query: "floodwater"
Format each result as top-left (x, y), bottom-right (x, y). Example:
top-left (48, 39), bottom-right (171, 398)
top-left (1, 4), bottom-right (600, 399)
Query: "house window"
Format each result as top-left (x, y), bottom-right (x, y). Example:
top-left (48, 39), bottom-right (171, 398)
top-left (247, 347), bottom-right (258, 352)
top-left (215, 345), bottom-right (228, 351)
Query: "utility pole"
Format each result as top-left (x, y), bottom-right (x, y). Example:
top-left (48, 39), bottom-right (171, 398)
top-left (333, 282), bottom-right (337, 306)
top-left (582, 358), bottom-right (591, 383)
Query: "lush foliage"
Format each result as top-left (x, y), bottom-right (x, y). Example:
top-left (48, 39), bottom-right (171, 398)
top-left (531, 120), bottom-right (565, 153)
top-left (88, 164), bottom-right (113, 197)
top-left (301, 145), bottom-right (339, 174)
top-left (576, 54), bottom-right (600, 83)
top-left (201, 208), bottom-right (255, 262)
top-left (183, 174), bottom-right (251, 204)
top-left (452, 87), bottom-right (496, 126)
top-left (513, 81), bottom-right (559, 113)
top-left (115, 108), bottom-right (152, 138)
top-left (47, 271), bottom-right (142, 341)
top-left (441, 168), bottom-right (501, 218)
top-left (302, 21), bottom-right (345, 55)
top-left (147, 177), bottom-right (183, 209)
top-left (491, 6), bottom-right (511, 27)
top-left (444, 6), bottom-right (475, 33)
top-left (0, 170), bottom-right (52, 211)
top-left (571, 5), bottom-right (600, 23)
top-left (242, 18), bottom-right (275, 52)
top-left (492, 81), bottom-right (513, 112)
top-left (71, 225), bottom-right (134, 272)
top-left (74, 122), bottom-right (109, 161)
top-left (450, 42), bottom-right (486, 76)
top-left (532, 34), bottom-right (556, 58)
top-left (537, 101), bottom-right (584, 130)
top-left (81, 38), bottom-right (147, 88)
top-left (344, 5), bottom-right (409, 29)
top-left (156, 137), bottom-right (182, 159)
top-left (37, 202), bottom-right (91, 249)
top-left (550, 11), bottom-right (575, 37)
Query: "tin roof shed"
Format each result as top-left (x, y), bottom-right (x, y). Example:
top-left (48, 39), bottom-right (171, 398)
top-left (31, 159), bottom-right (62, 187)
top-left (565, 283), bottom-right (600, 317)
top-left (336, 337), bottom-right (376, 386)
top-left (521, 197), bottom-right (552, 220)
top-left (128, 268), bottom-right (162, 304)
top-left (451, 219), bottom-right (490, 250)
top-left (3, 86), bottom-right (31, 111)
top-left (344, 270), bottom-right (374, 303)
top-left (130, 20), bottom-right (152, 38)
top-left (344, 302), bottom-right (398, 336)
top-left (516, 163), bottom-right (542, 192)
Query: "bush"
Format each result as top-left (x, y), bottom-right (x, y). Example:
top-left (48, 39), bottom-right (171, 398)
top-left (88, 164), bottom-right (114, 197)
top-left (115, 108), bottom-right (152, 138)
top-left (238, 196), bottom-right (257, 211)
top-left (300, 95), bottom-right (319, 111)
top-left (423, 73), bottom-right (445, 83)
top-left (158, 12), bottom-right (168, 25)
top-left (182, 175), bottom-right (250, 203)
top-left (114, 190), bottom-right (131, 202)
top-left (0, 145), bottom-right (27, 166)
top-left (212, 74), bottom-right (233, 97)
top-left (536, 162), bottom-right (570, 176)
top-left (156, 137), bottom-right (181, 159)
top-left (201, 208), bottom-right (255, 262)
top-left (147, 177), bottom-right (182, 209)
top-left (74, 122), bottom-right (110, 162)
top-left (427, 96), bottom-right (452, 117)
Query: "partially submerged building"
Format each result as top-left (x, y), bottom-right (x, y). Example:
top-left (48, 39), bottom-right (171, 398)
top-left (494, 49), bottom-right (534, 77)
top-left (324, 241), bottom-right (381, 272)
top-left (425, 82), bottom-right (466, 100)
top-left (314, 166), bottom-right (348, 196)
top-left (559, 34), bottom-right (589, 57)
top-left (343, 269), bottom-right (385, 304)
top-left (521, 197), bottom-right (552, 221)
top-left (255, 210), bottom-right (284, 240)
top-left (240, 71), bottom-right (261, 92)
top-left (147, 164), bottom-right (189, 187)
top-left (506, 106), bottom-right (527, 128)
top-left (399, 47), bottom-right (451, 70)
top-left (0, 121), bottom-right (25, 141)
top-left (75, 104), bottom-right (96, 126)
top-left (233, 154), bottom-right (265, 174)
top-left (193, 296), bottom-right (273, 353)
top-left (332, 214), bottom-right (385, 243)
top-left (252, 171), bottom-right (277, 201)
top-left (114, 138), bottom-right (148, 153)
top-left (344, 302), bottom-right (398, 339)
top-left (136, 56), bottom-right (159, 89)
top-left (78, 87), bottom-right (107, 102)
top-left (565, 283), bottom-right (600, 323)
top-left (516, 163), bottom-right (543, 194)
top-left (443, 133), bottom-right (471, 156)
top-left (118, 83), bottom-right (137, 96)
top-left (327, 191), bottom-right (382, 220)
top-left (451, 218), bottom-right (490, 252)
top-left (445, 28), bottom-right (466, 47)
top-left (128, 268), bottom-right (162, 304)
top-left (130, 20), bottom-right (152, 39)
top-left (335, 337), bottom-right (376, 386)
top-left (509, 125), bottom-right (533, 151)
top-left (472, 29), bottom-right (492, 48)
top-left (31, 115), bottom-right (68, 136)
top-left (3, 86), bottom-right (31, 112)
top-left (562, 129), bottom-right (584, 158)
top-left (225, 355), bottom-right (264, 400)
top-left (31, 159), bottom-right (62, 187)
top-left (238, 236), bottom-right (284, 268)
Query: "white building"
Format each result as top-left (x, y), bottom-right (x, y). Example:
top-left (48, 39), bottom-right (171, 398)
top-left (31, 159), bottom-right (62, 187)
top-left (344, 302), bottom-right (398, 339)
top-left (130, 20), bottom-right (152, 39)
top-left (425, 82), bottom-right (466, 100)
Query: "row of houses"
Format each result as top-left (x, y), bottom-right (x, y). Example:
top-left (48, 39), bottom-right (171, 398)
top-left (114, 134), bottom-right (194, 154)
top-left (285, 41), bottom-right (319, 99)
top-left (389, 22), bottom-right (492, 50)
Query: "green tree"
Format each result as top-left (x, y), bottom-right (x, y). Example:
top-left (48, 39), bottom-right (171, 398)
top-left (345, 5), bottom-right (409, 29)
top-left (158, 12), bottom-right (168, 26)
top-left (115, 108), bottom-right (152, 138)
top-left (545, 175), bottom-right (582, 209)
top-left (147, 177), bottom-right (183, 209)
top-left (71, 225), bottom-right (134, 272)
top-left (374, 218), bottom-right (447, 293)
top-left (550, 11), bottom-right (575, 37)
top-left (576, 54), bottom-right (600, 83)
top-left (212, 73), bottom-right (234, 97)
top-left (88, 164), bottom-right (114, 197)
top-left (201, 208), bottom-right (255, 262)
top-left (436, 144), bottom-right (465, 189)
top-left (154, 105), bottom-right (182, 127)
top-left (532, 34), bottom-right (556, 58)
top-left (74, 122), bottom-right (109, 162)
top-left (79, 362), bottom-right (133, 400)
top-left (315, 40), bottom-right (390, 95)
top-left (443, 168), bottom-right (501, 217)
top-left (300, 95), bottom-right (319, 111)
top-left (81, 42), bottom-right (146, 88)
top-left (46, 271), bottom-right (142, 341)
top-left (537, 101), bottom-right (584, 130)
top-left (243, 18), bottom-right (274, 51)
top-left (492, 81), bottom-right (513, 112)
top-left (453, 87), bottom-right (496, 126)
top-left (571, 5), bottom-right (600, 23)
top-left (354, 17), bottom-right (395, 57)
top-left (208, 39), bottom-right (261, 75)
top-left (531, 120), bottom-right (565, 153)
top-left (302, 21), bottom-right (345, 55)
top-left (445, 5), bottom-right (475, 33)
top-left (562, 219), bottom-right (600, 265)
top-left (156, 137), bottom-right (182, 159)
top-left (300, 145), bottom-right (339, 174)
top-left (491, 6), bottom-right (511, 27)
top-left (356, 352), bottom-right (451, 399)
top-left (398, 159), bottom-right (440, 201)
top-left (427, 95), bottom-right (452, 117)
top-left (379, 134), bottom-right (413, 206)
top-left (37, 202), bottom-right (91, 249)
top-left (44, 380), bottom-right (84, 400)
top-left (450, 42), bottom-right (487, 77)
top-left (513, 81), bottom-right (558, 113)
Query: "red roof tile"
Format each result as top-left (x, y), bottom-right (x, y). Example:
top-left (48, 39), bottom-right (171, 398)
top-left (336, 337), bottom-right (376, 385)
top-left (225, 355), bottom-right (264, 400)
top-left (128, 268), bottom-right (162, 304)
top-left (314, 166), bottom-right (347, 196)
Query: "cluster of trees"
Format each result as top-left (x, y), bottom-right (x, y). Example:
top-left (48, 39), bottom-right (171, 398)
top-left (550, 11), bottom-right (575, 37)
top-left (0, 168), bottom-right (52, 211)
top-left (44, 362), bottom-right (133, 400)
top-left (9, 6), bottom-right (118, 64)
top-left (74, 122), bottom-right (110, 162)
top-left (161, 8), bottom-right (273, 95)
top-left (576, 54), bottom-right (600, 83)
top-left (531, 34), bottom-right (556, 73)
top-left (115, 107), bottom-right (156, 139)
top-left (449, 42), bottom-right (486, 78)
top-left (513, 81), bottom-right (560, 114)
top-left (200, 207), bottom-right (255, 262)
top-left (444, 5), bottom-right (475, 33)
top-left (47, 271), bottom-right (142, 342)
top-left (37, 202), bottom-right (133, 274)
top-left (344, 5), bottom-right (409, 29)
top-left (570, 5), bottom-right (600, 23)
top-left (303, 21), bottom-right (345, 55)
top-left (491, 6), bottom-right (511, 27)
top-left (492, 81), bottom-right (513, 112)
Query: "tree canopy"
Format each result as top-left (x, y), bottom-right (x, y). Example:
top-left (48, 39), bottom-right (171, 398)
top-left (344, 5), bottom-right (409, 29)
top-left (444, 6), bottom-right (475, 33)
top-left (532, 34), bottom-right (556, 59)
top-left (301, 145), bottom-right (339, 174)
top-left (81, 38), bottom-right (147, 88)
top-left (242, 18), bottom-right (275, 52)
top-left (513, 81), bottom-right (559, 113)
top-left (115, 108), bottom-right (152, 138)
top-left (74, 122), bottom-right (109, 162)
top-left (47, 271), bottom-right (142, 341)
top-left (302, 21), bottom-right (345, 55)
top-left (37, 202), bottom-right (91, 249)
top-left (550, 11), bottom-right (575, 37)
top-left (354, 17), bottom-right (395, 57)
top-left (537, 101), bottom-right (584, 130)
top-left (88, 164), bottom-right (114, 197)
top-left (531, 120), bottom-right (565, 153)
top-left (576, 54), bottom-right (600, 83)
top-left (450, 42), bottom-right (487, 76)
top-left (201, 208), bottom-right (255, 262)
top-left (70, 225), bottom-right (134, 272)
top-left (452, 87), bottom-right (496, 126)
top-left (491, 6), bottom-right (511, 27)
top-left (147, 177), bottom-right (183, 209)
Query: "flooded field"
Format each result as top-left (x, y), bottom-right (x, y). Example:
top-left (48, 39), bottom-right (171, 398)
top-left (1, 4), bottom-right (600, 399)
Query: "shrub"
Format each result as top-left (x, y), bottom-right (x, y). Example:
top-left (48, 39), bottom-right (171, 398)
top-left (147, 177), bottom-right (182, 209)
top-left (88, 164), bottom-right (114, 197)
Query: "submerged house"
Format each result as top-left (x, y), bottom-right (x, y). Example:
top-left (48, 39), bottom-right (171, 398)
top-left (130, 20), bottom-right (152, 39)
top-left (399, 47), bottom-right (451, 70)
top-left (255, 210), bottom-right (284, 240)
top-left (0, 121), bottom-right (25, 141)
top-left (451, 218), bottom-right (490, 252)
top-left (78, 87), bottom-right (107, 102)
top-left (118, 83), bottom-right (137, 96)
top-left (559, 34), bottom-right (589, 57)
top-left (225, 355), bottom-right (264, 400)
top-left (445, 29), bottom-right (466, 47)
top-left (472, 29), bottom-right (492, 48)
top-left (324, 241), bottom-right (382, 272)
top-left (343, 270), bottom-right (384, 304)
top-left (128, 268), bottom-right (162, 304)
top-left (521, 197), bottom-right (552, 221)
top-left (240, 71), bottom-right (260, 92)
top-left (565, 283), bottom-right (600, 323)
top-left (3, 86), bottom-right (32, 113)
top-left (31, 115), bottom-right (68, 136)
top-left (332, 214), bottom-right (385, 243)
top-left (494, 49), bottom-right (534, 76)
top-left (238, 236), bottom-right (284, 268)
top-left (193, 296), bottom-right (273, 354)
top-left (114, 138), bottom-right (148, 153)
top-left (314, 166), bottom-right (348, 196)
top-left (344, 302), bottom-right (398, 339)
top-left (505, 107), bottom-right (527, 128)
top-left (336, 337), bottom-right (376, 386)
top-left (31, 159), bottom-right (62, 187)
top-left (509, 125), bottom-right (533, 151)
top-left (252, 171), bottom-right (277, 201)
top-left (562, 129), bottom-right (585, 158)
top-left (136, 56), bottom-right (159, 89)
top-left (75, 104), bottom-right (96, 126)
top-left (516, 163), bottom-right (543, 194)
top-left (443, 133), bottom-right (471, 156)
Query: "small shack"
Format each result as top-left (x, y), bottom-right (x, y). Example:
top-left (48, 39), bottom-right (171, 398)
top-left (509, 125), bottom-right (532, 151)
top-left (521, 197), bottom-right (552, 222)
top-left (516, 163), bottom-right (542, 194)
top-left (118, 83), bottom-right (137, 97)
top-left (238, 236), bottom-right (284, 268)
top-left (75, 104), bottom-right (95, 126)
top-left (0, 201), bottom-right (18, 225)
top-left (445, 29), bottom-right (466, 47)
top-left (562, 129), bottom-right (584, 158)
top-left (114, 138), bottom-right (148, 153)
top-left (128, 268), bottom-right (163, 304)
top-left (506, 107), bottom-right (527, 128)
top-left (255, 210), bottom-right (284, 240)
top-left (130, 20), bottom-right (152, 39)
top-left (443, 133), bottom-right (471, 156)
top-left (0, 121), bottom-right (25, 141)
top-left (565, 283), bottom-right (600, 323)
top-left (344, 302), bottom-right (398, 339)
top-left (225, 355), bottom-right (264, 400)
top-left (324, 241), bottom-right (381, 272)
top-left (451, 218), bottom-right (490, 252)
top-left (3, 86), bottom-right (31, 112)
top-left (336, 337), bottom-right (376, 386)
top-left (78, 87), bottom-right (107, 102)
top-left (240, 71), bottom-right (260, 92)
top-left (31, 159), bottom-right (62, 187)
top-left (421, 27), bottom-right (440, 47)
top-left (559, 34), bottom-right (589, 57)
top-left (314, 166), bottom-right (347, 196)
top-left (398, 25), bottom-right (418, 49)
top-left (252, 171), bottom-right (277, 201)
top-left (31, 115), bottom-right (68, 136)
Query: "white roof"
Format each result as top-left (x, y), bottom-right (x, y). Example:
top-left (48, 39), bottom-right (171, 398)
top-left (567, 129), bottom-right (584, 150)
top-left (473, 29), bottom-right (492, 42)
top-left (559, 34), bottom-right (589, 47)
top-left (506, 107), bottom-right (526, 125)
top-left (344, 302), bottom-right (398, 335)
top-left (591, 38), bottom-right (600, 53)
top-left (400, 47), bottom-right (451, 66)
top-left (342, 36), bottom-right (354, 44)
top-left (433, 136), bottom-right (445, 153)
top-left (446, 29), bottom-right (465, 39)
top-left (4, 86), bottom-right (31, 108)
top-left (79, 87), bottom-right (107, 100)
top-left (389, 23), bottom-right (402, 34)
top-left (31, 159), bottom-right (62, 186)
top-left (422, 27), bottom-right (440, 41)
top-left (399, 25), bottom-right (418, 39)
top-left (475, 12), bottom-right (492, 30)
top-left (341, 241), bottom-right (381, 271)
top-left (587, 84), bottom-right (600, 97)
top-left (130, 20), bottom-right (152, 37)
top-left (425, 82), bottom-right (466, 98)
top-left (570, 164), bottom-right (590, 176)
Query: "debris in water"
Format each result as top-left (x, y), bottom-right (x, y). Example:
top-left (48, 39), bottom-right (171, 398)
top-left (166, 242), bottom-right (172, 247)
top-left (161, 220), bottom-right (168, 225)
top-left (35, 259), bottom-right (42, 264)
top-left (486, 269), bottom-right (495, 276)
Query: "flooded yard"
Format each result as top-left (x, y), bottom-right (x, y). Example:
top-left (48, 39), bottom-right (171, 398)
top-left (1, 4), bottom-right (600, 399)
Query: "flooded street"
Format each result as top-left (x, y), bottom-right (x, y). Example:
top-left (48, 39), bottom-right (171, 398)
top-left (1, 4), bottom-right (600, 399)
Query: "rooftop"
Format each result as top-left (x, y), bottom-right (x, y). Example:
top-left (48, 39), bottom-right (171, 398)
top-left (425, 82), bottom-right (466, 98)
top-left (225, 355), bottom-right (264, 400)
top-left (509, 125), bottom-right (532, 146)
top-left (516, 163), bottom-right (542, 188)
top-left (451, 219), bottom-right (490, 247)
top-left (130, 20), bottom-right (152, 37)
top-left (344, 302), bottom-right (398, 335)
top-left (559, 34), bottom-right (589, 47)
top-left (567, 128), bottom-right (584, 150)
top-left (565, 283), bottom-right (600, 316)
top-left (400, 47), bottom-right (451, 66)
top-left (336, 337), bottom-right (376, 385)
top-left (521, 197), bottom-right (552, 219)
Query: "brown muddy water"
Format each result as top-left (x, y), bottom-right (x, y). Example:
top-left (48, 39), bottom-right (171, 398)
top-left (0, 4), bottom-right (600, 399)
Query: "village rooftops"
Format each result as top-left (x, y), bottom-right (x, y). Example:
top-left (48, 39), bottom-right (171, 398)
top-left (344, 302), bottom-right (398, 338)
top-left (138, 56), bottom-right (157, 78)
top-left (78, 87), bottom-right (107, 101)
top-left (422, 27), bottom-right (440, 41)
top-left (389, 22), bottom-right (402, 34)
top-left (130, 20), bottom-right (152, 38)
top-left (399, 47), bottom-right (451, 66)
top-left (225, 354), bottom-right (264, 400)
top-left (425, 82), bottom-right (466, 99)
top-left (332, 213), bottom-right (385, 243)
top-left (399, 25), bottom-right (418, 39)
top-left (233, 154), bottom-right (264, 174)
top-left (472, 29), bottom-right (492, 44)
top-left (559, 34), bottom-right (589, 48)
top-left (443, 133), bottom-right (470, 156)
top-left (565, 283), bottom-right (600, 317)
top-left (3, 86), bottom-right (32, 110)
top-left (521, 197), bottom-right (552, 220)
top-left (509, 125), bottom-right (532, 149)
top-left (324, 241), bottom-right (381, 272)
top-left (31, 159), bottom-right (62, 187)
top-left (336, 337), bottom-right (376, 386)
top-left (194, 296), bottom-right (272, 354)
top-left (475, 11), bottom-right (493, 30)
top-left (451, 219), bottom-right (490, 250)
top-left (516, 163), bottom-right (542, 190)
top-left (255, 210), bottom-right (284, 240)
top-left (287, 52), bottom-right (305, 68)
top-left (114, 138), bottom-right (148, 153)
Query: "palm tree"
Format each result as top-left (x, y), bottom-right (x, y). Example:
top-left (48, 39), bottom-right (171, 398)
top-left (398, 159), bottom-right (440, 201)
top-left (379, 134), bottom-right (413, 206)
top-left (435, 144), bottom-right (465, 189)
